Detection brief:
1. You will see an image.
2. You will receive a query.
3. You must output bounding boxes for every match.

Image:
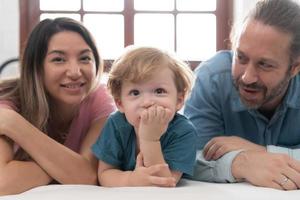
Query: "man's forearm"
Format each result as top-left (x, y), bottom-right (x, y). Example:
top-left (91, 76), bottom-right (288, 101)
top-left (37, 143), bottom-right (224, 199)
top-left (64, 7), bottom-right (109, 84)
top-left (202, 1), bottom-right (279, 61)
top-left (267, 145), bottom-right (300, 161)
top-left (192, 150), bottom-right (243, 183)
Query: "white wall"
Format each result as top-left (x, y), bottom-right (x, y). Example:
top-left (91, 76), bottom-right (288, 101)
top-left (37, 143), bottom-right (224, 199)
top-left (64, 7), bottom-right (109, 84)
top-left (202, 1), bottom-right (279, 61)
top-left (2, 0), bottom-right (299, 76)
top-left (0, 0), bottom-right (257, 68)
top-left (0, 0), bottom-right (19, 65)
top-left (233, 0), bottom-right (300, 23)
top-left (0, 0), bottom-right (272, 66)
top-left (0, 0), bottom-right (19, 77)
top-left (233, 0), bottom-right (259, 24)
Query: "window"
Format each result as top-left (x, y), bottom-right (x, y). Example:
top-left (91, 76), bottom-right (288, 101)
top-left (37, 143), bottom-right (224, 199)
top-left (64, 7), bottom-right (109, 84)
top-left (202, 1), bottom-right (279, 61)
top-left (20, 0), bottom-right (232, 70)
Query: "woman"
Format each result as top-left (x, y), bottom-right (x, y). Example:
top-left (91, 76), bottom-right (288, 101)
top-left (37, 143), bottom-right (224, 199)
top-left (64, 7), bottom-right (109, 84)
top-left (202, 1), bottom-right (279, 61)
top-left (0, 17), bottom-right (115, 195)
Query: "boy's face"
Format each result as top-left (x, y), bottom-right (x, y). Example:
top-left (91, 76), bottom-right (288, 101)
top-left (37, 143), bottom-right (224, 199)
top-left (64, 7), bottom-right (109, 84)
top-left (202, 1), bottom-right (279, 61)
top-left (116, 67), bottom-right (184, 129)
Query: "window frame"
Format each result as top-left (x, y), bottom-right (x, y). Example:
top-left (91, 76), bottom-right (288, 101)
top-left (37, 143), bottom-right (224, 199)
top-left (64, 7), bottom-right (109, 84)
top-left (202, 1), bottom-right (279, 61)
top-left (19, 0), bottom-right (233, 70)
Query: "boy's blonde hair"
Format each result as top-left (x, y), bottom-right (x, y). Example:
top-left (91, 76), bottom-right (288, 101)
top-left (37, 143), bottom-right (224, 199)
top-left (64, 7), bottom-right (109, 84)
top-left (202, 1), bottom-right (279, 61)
top-left (108, 46), bottom-right (194, 101)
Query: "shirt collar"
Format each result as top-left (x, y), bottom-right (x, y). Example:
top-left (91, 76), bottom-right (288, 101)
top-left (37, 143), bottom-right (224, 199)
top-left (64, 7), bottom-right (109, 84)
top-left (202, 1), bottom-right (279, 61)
top-left (285, 75), bottom-right (300, 108)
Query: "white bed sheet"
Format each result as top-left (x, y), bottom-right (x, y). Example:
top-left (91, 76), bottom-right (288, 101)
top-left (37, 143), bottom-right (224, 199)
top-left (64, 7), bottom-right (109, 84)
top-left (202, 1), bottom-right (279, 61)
top-left (0, 179), bottom-right (298, 200)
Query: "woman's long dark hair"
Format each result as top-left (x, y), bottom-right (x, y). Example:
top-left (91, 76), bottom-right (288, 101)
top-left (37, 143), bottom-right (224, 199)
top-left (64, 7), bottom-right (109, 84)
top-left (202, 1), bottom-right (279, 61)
top-left (0, 17), bottom-right (102, 160)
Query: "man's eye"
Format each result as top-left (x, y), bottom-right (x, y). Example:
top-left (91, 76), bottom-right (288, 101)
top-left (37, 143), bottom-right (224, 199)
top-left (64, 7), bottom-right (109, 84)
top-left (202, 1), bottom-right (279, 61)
top-left (237, 54), bottom-right (248, 64)
top-left (129, 90), bottom-right (140, 96)
top-left (258, 61), bottom-right (273, 70)
top-left (155, 88), bottom-right (166, 94)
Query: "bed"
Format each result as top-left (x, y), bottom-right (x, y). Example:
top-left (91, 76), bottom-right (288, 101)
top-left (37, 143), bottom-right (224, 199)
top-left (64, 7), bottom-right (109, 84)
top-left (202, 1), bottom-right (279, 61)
top-left (0, 179), bottom-right (298, 200)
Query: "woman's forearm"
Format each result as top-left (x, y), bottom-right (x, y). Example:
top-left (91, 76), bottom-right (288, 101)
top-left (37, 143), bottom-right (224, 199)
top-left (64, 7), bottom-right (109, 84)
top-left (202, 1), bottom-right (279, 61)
top-left (8, 122), bottom-right (97, 184)
top-left (2, 110), bottom-right (98, 185)
top-left (0, 161), bottom-right (52, 196)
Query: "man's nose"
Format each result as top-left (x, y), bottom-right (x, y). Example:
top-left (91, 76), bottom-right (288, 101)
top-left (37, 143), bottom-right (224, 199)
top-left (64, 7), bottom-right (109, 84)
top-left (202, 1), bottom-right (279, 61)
top-left (241, 63), bottom-right (258, 85)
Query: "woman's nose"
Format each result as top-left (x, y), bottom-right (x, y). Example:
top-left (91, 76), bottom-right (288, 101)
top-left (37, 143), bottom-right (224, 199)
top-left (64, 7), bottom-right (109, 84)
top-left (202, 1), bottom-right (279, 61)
top-left (66, 61), bottom-right (82, 79)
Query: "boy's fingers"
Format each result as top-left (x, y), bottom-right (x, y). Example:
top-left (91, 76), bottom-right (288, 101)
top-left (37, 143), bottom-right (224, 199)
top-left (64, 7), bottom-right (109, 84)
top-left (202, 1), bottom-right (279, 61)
top-left (149, 176), bottom-right (176, 187)
top-left (135, 153), bottom-right (144, 168)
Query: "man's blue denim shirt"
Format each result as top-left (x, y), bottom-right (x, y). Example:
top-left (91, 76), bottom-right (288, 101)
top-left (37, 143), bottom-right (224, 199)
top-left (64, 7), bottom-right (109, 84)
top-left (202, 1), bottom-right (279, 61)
top-left (184, 50), bottom-right (300, 182)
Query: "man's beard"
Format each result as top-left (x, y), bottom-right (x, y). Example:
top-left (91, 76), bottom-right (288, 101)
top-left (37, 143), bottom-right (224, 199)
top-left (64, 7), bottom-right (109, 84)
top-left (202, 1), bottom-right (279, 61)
top-left (233, 72), bottom-right (291, 109)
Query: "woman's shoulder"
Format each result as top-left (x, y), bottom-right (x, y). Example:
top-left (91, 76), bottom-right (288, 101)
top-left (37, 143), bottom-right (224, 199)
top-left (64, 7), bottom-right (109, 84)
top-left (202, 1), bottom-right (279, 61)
top-left (88, 84), bottom-right (111, 99)
top-left (0, 99), bottom-right (18, 111)
top-left (0, 79), bottom-right (20, 111)
top-left (83, 84), bottom-right (115, 110)
top-left (76, 84), bottom-right (115, 123)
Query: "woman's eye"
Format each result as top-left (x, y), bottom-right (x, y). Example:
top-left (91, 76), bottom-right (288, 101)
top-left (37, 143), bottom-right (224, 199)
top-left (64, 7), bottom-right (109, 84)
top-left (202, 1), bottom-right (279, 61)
top-left (129, 90), bottom-right (140, 96)
top-left (155, 88), bottom-right (166, 94)
top-left (51, 57), bottom-right (65, 63)
top-left (80, 56), bottom-right (92, 63)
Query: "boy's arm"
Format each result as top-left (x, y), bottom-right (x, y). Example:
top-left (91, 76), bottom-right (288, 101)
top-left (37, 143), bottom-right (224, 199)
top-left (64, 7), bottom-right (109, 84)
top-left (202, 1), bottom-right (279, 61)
top-left (97, 158), bottom-right (176, 187)
top-left (97, 160), bottom-right (132, 186)
top-left (138, 106), bottom-right (181, 182)
top-left (139, 139), bottom-right (182, 183)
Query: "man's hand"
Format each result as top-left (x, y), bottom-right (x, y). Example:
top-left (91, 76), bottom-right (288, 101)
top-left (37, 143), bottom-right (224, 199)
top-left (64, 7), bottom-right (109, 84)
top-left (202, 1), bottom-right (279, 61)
top-left (138, 105), bottom-right (173, 141)
top-left (128, 153), bottom-right (176, 187)
top-left (232, 151), bottom-right (300, 190)
top-left (203, 136), bottom-right (266, 160)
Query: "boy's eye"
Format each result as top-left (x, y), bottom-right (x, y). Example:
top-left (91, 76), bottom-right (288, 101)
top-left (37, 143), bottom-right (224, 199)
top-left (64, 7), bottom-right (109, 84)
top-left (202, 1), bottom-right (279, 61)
top-left (155, 88), bottom-right (166, 94)
top-left (129, 89), bottom-right (140, 96)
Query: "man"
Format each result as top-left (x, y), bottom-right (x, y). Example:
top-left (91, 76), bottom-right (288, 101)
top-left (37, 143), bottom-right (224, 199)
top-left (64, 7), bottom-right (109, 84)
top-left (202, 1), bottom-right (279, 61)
top-left (184, 0), bottom-right (300, 190)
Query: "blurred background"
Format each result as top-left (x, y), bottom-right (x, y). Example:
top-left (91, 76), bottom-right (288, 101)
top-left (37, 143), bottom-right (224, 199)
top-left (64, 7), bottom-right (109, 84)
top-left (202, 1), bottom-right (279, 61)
top-left (0, 0), bottom-right (260, 78)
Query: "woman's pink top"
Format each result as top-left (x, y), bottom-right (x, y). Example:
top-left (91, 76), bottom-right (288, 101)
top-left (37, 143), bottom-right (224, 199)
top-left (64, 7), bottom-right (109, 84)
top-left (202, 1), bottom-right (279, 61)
top-left (0, 84), bottom-right (116, 152)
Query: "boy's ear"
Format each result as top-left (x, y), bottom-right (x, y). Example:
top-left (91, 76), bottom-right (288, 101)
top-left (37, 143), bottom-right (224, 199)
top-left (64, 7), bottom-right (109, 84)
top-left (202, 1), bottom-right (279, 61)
top-left (115, 99), bottom-right (125, 113)
top-left (176, 92), bottom-right (185, 111)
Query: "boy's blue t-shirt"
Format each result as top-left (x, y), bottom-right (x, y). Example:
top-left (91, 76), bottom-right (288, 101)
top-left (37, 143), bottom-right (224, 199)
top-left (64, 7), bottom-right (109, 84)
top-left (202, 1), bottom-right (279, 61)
top-left (92, 111), bottom-right (197, 176)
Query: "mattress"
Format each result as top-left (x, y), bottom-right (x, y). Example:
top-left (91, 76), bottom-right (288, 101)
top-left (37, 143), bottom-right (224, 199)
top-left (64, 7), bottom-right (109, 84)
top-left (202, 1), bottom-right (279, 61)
top-left (0, 179), bottom-right (298, 200)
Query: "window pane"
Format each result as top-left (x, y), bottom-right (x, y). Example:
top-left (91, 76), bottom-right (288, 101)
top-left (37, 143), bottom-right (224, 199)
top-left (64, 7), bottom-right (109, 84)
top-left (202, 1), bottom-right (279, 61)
top-left (40, 0), bottom-right (80, 11)
top-left (40, 14), bottom-right (80, 21)
top-left (84, 14), bottom-right (124, 60)
top-left (176, 0), bottom-right (216, 11)
top-left (134, 0), bottom-right (174, 11)
top-left (84, 0), bottom-right (124, 11)
top-left (177, 14), bottom-right (216, 61)
top-left (134, 14), bottom-right (174, 52)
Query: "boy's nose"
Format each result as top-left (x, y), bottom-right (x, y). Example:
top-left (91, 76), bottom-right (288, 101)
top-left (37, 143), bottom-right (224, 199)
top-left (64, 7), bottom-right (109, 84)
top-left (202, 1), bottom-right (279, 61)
top-left (141, 96), bottom-right (155, 108)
